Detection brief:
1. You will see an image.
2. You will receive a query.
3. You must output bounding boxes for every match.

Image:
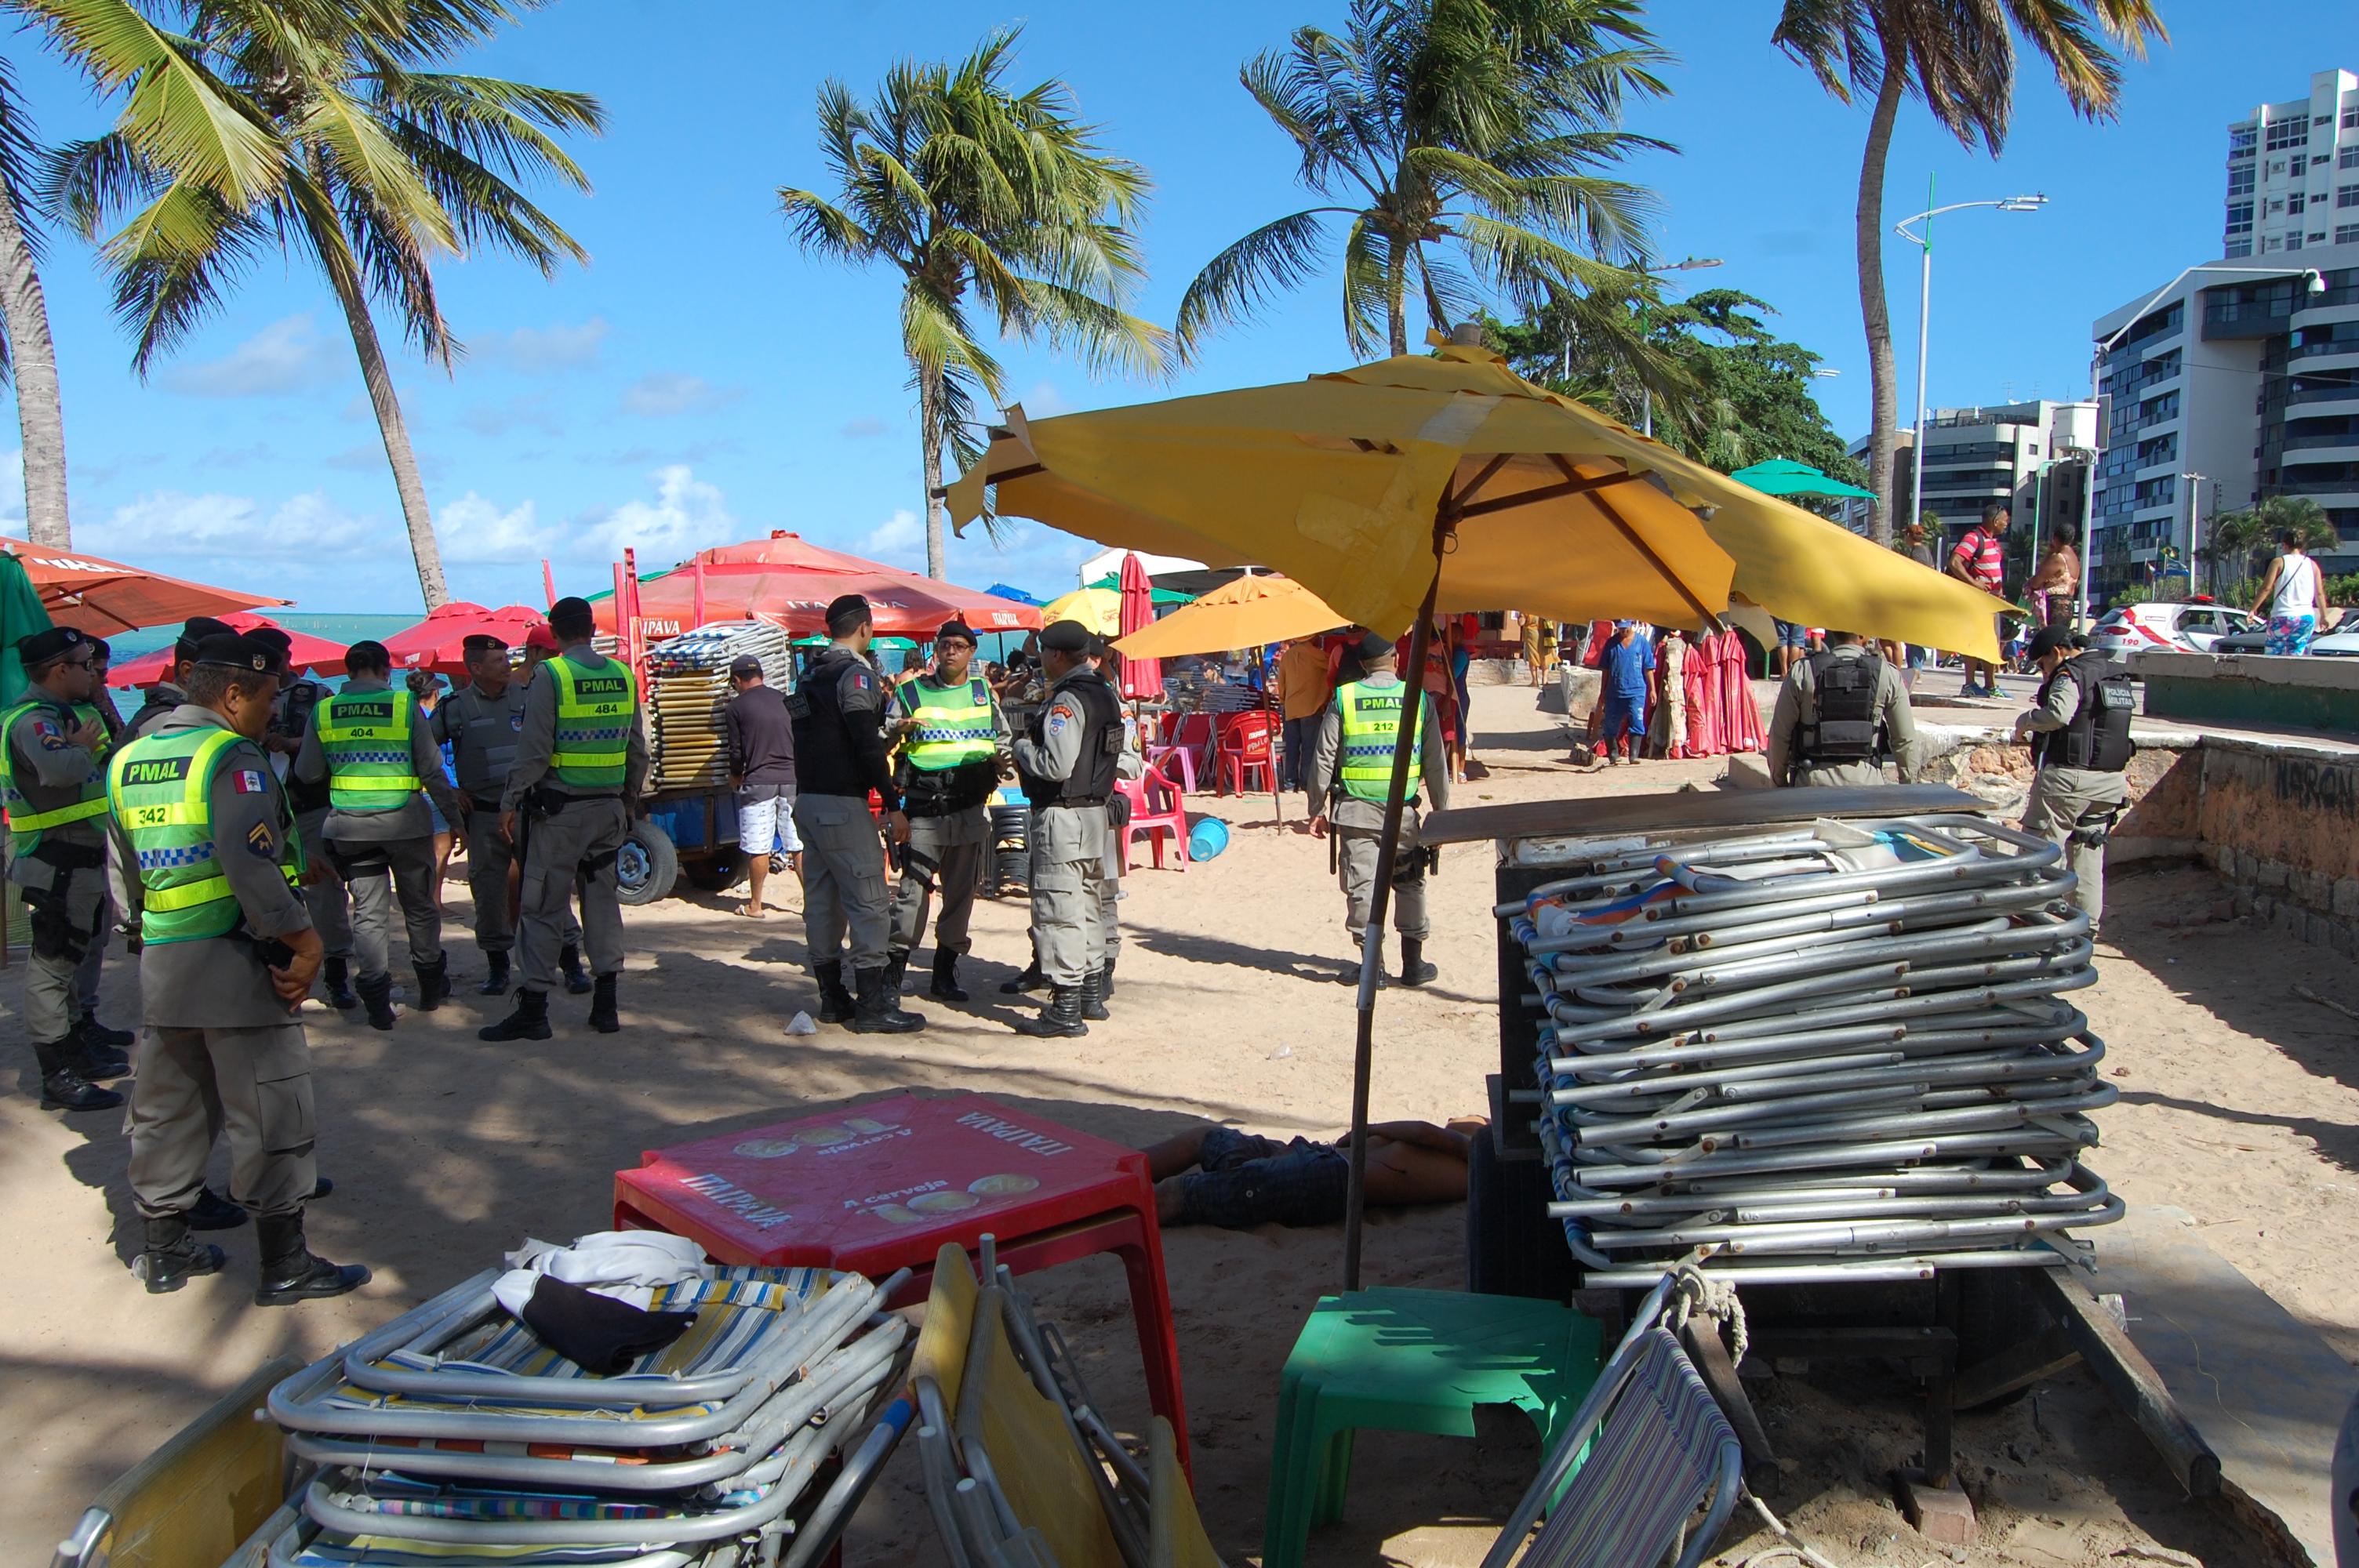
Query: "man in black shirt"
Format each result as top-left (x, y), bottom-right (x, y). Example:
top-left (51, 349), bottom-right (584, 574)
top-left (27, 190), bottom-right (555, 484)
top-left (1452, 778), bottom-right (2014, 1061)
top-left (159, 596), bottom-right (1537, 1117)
top-left (724, 654), bottom-right (797, 919)
top-left (789, 595), bottom-right (922, 1035)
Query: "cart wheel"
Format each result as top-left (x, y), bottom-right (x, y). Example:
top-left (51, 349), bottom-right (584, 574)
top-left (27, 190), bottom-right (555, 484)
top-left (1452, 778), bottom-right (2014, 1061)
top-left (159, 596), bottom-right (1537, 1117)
top-left (1467, 1134), bottom-right (1577, 1301)
top-left (1951, 1268), bottom-right (2058, 1410)
top-left (683, 851), bottom-right (746, 893)
top-left (615, 820), bottom-right (680, 906)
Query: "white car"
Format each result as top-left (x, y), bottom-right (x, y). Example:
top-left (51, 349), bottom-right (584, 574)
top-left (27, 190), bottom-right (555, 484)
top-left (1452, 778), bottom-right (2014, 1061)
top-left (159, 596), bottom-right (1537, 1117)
top-left (2089, 601), bottom-right (2260, 655)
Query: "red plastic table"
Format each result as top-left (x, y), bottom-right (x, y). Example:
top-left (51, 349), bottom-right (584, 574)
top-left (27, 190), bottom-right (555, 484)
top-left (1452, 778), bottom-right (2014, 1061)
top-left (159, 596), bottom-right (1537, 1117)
top-left (613, 1091), bottom-right (1188, 1465)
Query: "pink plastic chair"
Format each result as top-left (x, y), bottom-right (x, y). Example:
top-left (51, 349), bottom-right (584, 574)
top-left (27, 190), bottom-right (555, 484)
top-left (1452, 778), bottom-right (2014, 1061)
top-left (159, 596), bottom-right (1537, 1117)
top-left (1145, 742), bottom-right (1198, 794)
top-left (1119, 752), bottom-right (1191, 873)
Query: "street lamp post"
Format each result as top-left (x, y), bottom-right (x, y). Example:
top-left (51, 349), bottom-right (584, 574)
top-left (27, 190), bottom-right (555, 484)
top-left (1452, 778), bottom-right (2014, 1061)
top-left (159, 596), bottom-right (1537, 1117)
top-left (2181, 471), bottom-right (2208, 595)
top-left (1626, 256), bottom-right (1721, 437)
top-left (2080, 264), bottom-right (2328, 625)
top-left (1891, 184), bottom-right (2048, 550)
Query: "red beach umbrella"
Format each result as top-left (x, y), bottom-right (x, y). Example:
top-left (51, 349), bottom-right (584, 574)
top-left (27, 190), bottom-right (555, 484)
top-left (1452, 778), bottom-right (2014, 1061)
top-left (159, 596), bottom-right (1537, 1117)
top-left (382, 601), bottom-right (550, 677)
top-left (110, 611), bottom-right (348, 686)
top-left (1114, 551), bottom-right (1161, 700)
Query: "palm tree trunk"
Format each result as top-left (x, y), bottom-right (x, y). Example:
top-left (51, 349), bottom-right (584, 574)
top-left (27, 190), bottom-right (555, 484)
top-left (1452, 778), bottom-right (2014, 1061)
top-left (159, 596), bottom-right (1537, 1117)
top-left (918, 361), bottom-right (947, 580)
top-left (1854, 37), bottom-right (1908, 547)
top-left (1387, 229), bottom-right (1409, 358)
top-left (329, 266), bottom-right (449, 609)
top-left (0, 184), bottom-right (71, 547)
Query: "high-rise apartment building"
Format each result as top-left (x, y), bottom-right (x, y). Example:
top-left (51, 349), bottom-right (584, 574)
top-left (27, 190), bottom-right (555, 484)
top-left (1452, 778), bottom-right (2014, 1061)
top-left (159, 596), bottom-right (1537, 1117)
top-left (2087, 69), bottom-right (2359, 603)
top-left (1845, 402), bottom-right (2095, 551)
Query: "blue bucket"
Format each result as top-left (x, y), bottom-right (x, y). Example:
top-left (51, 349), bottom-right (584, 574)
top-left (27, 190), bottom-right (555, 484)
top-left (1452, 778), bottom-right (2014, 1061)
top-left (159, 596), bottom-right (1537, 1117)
top-left (1188, 816), bottom-right (1231, 862)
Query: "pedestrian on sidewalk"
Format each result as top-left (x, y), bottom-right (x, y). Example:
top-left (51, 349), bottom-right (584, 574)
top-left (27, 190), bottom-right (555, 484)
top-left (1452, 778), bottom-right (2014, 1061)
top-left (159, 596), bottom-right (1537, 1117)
top-left (2252, 529), bottom-right (2328, 655)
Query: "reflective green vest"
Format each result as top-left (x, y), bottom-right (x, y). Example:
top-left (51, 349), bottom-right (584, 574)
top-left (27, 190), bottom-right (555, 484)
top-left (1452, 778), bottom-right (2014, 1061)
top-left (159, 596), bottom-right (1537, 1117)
top-left (548, 654), bottom-right (638, 789)
top-left (0, 697), bottom-right (110, 851)
top-left (107, 725), bottom-right (300, 945)
top-left (1336, 679), bottom-right (1422, 806)
top-left (73, 703), bottom-right (113, 760)
top-left (316, 688), bottom-right (420, 810)
top-left (896, 677), bottom-right (998, 770)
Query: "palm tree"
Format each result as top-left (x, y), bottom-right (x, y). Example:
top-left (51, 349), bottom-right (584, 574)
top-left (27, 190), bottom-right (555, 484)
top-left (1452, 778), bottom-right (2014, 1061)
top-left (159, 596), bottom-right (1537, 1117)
top-left (0, 52), bottom-right (70, 546)
top-left (2203, 494), bottom-right (2335, 595)
top-left (780, 30), bottom-right (1168, 580)
top-left (1178, 0), bottom-right (1669, 361)
top-left (28, 0), bottom-right (602, 609)
top-left (1772, 0), bottom-right (2167, 546)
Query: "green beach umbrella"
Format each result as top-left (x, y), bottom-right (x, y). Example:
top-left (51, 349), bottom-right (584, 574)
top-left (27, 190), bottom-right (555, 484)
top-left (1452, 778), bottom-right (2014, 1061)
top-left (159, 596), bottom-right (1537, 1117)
top-left (1082, 573), bottom-right (1194, 605)
top-left (0, 551), bottom-right (54, 707)
top-left (1729, 459), bottom-right (1877, 500)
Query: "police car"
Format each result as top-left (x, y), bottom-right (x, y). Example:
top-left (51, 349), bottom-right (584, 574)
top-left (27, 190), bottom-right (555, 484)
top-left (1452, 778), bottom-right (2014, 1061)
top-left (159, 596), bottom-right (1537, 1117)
top-left (2088, 600), bottom-right (2259, 655)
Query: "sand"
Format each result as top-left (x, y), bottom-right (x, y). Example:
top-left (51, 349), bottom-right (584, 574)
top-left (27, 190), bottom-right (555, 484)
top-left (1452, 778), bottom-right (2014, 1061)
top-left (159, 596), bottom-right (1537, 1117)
top-left (1, 681), bottom-right (2346, 1567)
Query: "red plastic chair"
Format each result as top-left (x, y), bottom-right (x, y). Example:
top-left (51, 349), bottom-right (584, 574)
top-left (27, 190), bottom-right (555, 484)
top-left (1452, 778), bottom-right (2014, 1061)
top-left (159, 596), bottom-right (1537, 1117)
top-left (1168, 713), bottom-right (1215, 786)
top-left (1118, 751), bottom-right (1191, 872)
top-left (1216, 710), bottom-right (1275, 795)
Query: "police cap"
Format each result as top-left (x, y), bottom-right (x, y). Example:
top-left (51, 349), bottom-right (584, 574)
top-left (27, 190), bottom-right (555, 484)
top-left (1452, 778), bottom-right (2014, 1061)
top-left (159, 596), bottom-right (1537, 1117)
top-left (16, 625), bottom-right (87, 669)
top-left (174, 615), bottom-right (234, 659)
top-left (826, 594), bottom-right (872, 636)
top-left (461, 633), bottom-right (508, 659)
top-left (1040, 619), bottom-right (1093, 654)
top-left (194, 632), bottom-right (278, 673)
top-left (2025, 626), bottom-right (2076, 662)
top-left (1354, 630), bottom-right (1395, 663)
top-left (936, 619), bottom-right (976, 646)
top-left (246, 626), bottom-right (294, 674)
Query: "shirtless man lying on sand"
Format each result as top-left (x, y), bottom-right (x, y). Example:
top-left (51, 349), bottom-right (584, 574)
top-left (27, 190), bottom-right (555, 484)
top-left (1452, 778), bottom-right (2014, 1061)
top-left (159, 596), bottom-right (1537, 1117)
top-left (1143, 1119), bottom-right (1486, 1229)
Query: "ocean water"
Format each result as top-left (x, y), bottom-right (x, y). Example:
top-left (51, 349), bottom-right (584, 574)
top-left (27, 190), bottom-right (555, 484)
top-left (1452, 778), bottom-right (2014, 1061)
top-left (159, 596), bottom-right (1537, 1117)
top-left (101, 612), bottom-right (424, 693)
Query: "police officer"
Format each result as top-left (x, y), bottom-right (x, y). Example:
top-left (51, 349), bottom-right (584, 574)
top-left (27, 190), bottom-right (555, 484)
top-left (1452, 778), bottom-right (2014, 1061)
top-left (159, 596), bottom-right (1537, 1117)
top-left (1310, 630), bottom-right (1451, 988)
top-left (2013, 627), bottom-right (2135, 932)
top-left (1009, 618), bottom-right (1124, 1037)
top-left (67, 635), bottom-right (137, 1061)
top-left (1086, 636), bottom-right (1143, 1007)
top-left (124, 616), bottom-right (236, 742)
top-left (1765, 630), bottom-right (1925, 787)
top-left (481, 597), bottom-right (647, 1040)
top-left (885, 619), bottom-right (1009, 1003)
top-left (294, 640), bottom-right (461, 1029)
top-left (434, 633), bottom-right (588, 996)
top-left (791, 594), bottom-right (923, 1034)
top-left (4, 626), bottom-right (129, 1110)
top-left (250, 627), bottom-right (358, 1011)
top-left (104, 631), bottom-right (369, 1302)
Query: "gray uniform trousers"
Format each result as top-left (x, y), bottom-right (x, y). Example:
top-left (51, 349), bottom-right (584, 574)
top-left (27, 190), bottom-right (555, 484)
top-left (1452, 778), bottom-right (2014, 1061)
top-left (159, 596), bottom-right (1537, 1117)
top-left (71, 891), bottom-right (109, 1020)
top-left (1336, 807), bottom-right (1430, 942)
top-left (463, 805), bottom-right (580, 954)
top-left (517, 795), bottom-right (627, 989)
top-left (296, 808), bottom-right (353, 959)
top-left (1099, 829), bottom-right (1121, 962)
top-left (20, 858), bottom-right (107, 1044)
top-left (889, 807), bottom-right (986, 959)
top-left (795, 794), bottom-right (892, 970)
top-left (332, 834), bottom-right (443, 983)
top-left (129, 1022), bottom-right (316, 1219)
top-left (1031, 803), bottom-right (1109, 987)
top-left (1791, 761), bottom-right (1890, 788)
top-left (2021, 766), bottom-right (2128, 930)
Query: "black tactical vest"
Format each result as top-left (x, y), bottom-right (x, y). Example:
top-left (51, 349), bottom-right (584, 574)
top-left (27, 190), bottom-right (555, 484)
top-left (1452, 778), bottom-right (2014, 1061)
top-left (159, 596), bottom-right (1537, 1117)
top-left (2032, 652), bottom-right (2135, 772)
top-left (1793, 650), bottom-right (1887, 777)
top-left (1021, 673), bottom-right (1122, 810)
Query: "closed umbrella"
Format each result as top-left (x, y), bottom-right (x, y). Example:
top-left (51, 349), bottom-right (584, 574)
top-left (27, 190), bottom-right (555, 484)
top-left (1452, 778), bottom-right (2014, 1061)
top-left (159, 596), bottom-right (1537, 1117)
top-left (1, 539), bottom-right (289, 634)
top-left (1114, 554), bottom-right (1161, 701)
top-left (381, 601), bottom-right (550, 677)
top-left (110, 612), bottom-right (350, 686)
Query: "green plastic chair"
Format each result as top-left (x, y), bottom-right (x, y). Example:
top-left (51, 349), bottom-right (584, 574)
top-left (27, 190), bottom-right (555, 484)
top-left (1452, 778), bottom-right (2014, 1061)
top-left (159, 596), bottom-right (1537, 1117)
top-left (1263, 1288), bottom-right (1604, 1568)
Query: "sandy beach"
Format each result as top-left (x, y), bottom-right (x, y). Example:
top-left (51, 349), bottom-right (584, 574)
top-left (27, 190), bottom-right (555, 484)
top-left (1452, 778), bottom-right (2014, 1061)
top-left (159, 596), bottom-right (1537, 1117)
top-left (3, 682), bottom-right (2350, 1567)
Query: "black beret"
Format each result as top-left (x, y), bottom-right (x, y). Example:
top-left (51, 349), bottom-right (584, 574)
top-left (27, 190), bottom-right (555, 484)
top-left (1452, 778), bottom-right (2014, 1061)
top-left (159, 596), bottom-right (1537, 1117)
top-left (174, 615), bottom-right (234, 658)
top-left (16, 625), bottom-right (86, 667)
top-left (1040, 619), bottom-right (1093, 654)
top-left (246, 626), bottom-right (293, 673)
top-left (461, 633), bottom-right (509, 657)
top-left (2026, 626), bottom-right (2077, 662)
top-left (936, 619), bottom-right (976, 645)
top-left (1354, 630), bottom-right (1396, 662)
top-left (193, 632), bottom-right (278, 673)
top-left (86, 637), bottom-right (110, 661)
top-left (826, 594), bottom-right (872, 635)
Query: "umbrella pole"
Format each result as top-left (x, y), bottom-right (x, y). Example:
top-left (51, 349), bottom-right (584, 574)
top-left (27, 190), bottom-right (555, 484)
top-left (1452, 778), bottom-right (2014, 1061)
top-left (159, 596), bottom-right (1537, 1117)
top-left (1262, 645), bottom-right (1281, 829)
top-left (1341, 530), bottom-right (1444, 1293)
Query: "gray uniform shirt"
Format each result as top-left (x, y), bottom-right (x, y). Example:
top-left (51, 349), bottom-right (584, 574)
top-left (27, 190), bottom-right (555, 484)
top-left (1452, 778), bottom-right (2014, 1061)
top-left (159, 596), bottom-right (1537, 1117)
top-left (5, 693), bottom-right (106, 886)
top-left (433, 680), bottom-right (529, 805)
top-left (1308, 672), bottom-right (1452, 831)
top-left (501, 644), bottom-right (652, 810)
top-left (1765, 645), bottom-right (1924, 785)
top-left (292, 673), bottom-right (461, 842)
top-left (105, 706), bottom-right (315, 1028)
top-left (1009, 669), bottom-right (1113, 862)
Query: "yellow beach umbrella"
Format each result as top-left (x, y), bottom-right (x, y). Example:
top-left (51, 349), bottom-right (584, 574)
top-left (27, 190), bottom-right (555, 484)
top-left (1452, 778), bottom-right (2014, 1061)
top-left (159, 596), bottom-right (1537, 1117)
top-left (1038, 586), bottom-right (1121, 635)
top-left (1113, 573), bottom-right (1346, 660)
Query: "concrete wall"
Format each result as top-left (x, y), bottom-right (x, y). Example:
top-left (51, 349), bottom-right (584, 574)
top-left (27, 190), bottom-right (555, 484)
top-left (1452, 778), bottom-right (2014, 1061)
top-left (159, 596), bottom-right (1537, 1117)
top-left (2132, 648), bottom-right (2359, 732)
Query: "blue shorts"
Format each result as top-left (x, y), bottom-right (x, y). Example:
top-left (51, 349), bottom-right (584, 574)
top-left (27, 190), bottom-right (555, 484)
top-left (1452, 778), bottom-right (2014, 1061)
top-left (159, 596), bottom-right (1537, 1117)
top-left (1774, 619), bottom-right (1808, 650)
top-left (1171, 1129), bottom-right (1348, 1229)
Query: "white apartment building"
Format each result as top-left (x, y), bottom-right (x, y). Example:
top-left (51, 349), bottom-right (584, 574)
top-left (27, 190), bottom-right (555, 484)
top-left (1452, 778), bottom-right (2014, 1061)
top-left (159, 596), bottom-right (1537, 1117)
top-left (2086, 69), bottom-right (2359, 601)
top-left (1844, 401), bottom-right (2095, 551)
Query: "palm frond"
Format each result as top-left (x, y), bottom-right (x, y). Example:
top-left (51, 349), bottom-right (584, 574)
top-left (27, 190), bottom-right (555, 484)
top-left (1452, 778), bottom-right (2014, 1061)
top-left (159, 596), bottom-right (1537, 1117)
top-left (99, 176), bottom-right (273, 372)
top-left (1174, 208), bottom-right (1336, 358)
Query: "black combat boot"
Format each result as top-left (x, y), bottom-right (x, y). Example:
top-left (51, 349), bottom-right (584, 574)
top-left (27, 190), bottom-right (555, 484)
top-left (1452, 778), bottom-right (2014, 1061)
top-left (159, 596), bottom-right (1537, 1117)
top-left (1339, 959), bottom-right (1389, 989)
top-left (559, 942), bottom-right (594, 995)
top-left (34, 1038), bottom-right (124, 1112)
top-left (66, 1024), bottom-right (129, 1081)
top-left (1100, 950), bottom-right (1117, 997)
top-left (188, 1186), bottom-right (249, 1231)
top-left (479, 988), bottom-right (552, 1042)
top-left (356, 973), bottom-right (398, 1031)
top-left (322, 955), bottom-right (358, 1010)
top-left (931, 949), bottom-right (969, 1002)
top-left (1016, 984), bottom-right (1089, 1039)
top-left (847, 967), bottom-right (925, 1035)
top-left (74, 1014), bottom-right (135, 1051)
top-left (882, 952), bottom-right (911, 1000)
top-left (998, 956), bottom-right (1046, 995)
top-left (253, 1212), bottom-right (370, 1306)
top-left (478, 950), bottom-right (512, 996)
top-left (1079, 967), bottom-right (1110, 1022)
top-left (813, 960), bottom-right (856, 1024)
top-left (587, 973), bottom-right (620, 1034)
top-left (133, 1214), bottom-right (226, 1294)
top-left (413, 955), bottom-right (450, 1012)
top-left (1398, 936), bottom-right (1438, 987)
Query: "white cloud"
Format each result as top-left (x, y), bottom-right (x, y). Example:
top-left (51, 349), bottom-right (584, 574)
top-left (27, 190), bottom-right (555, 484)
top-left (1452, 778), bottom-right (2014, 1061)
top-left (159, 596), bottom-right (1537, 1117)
top-left (470, 317), bottom-right (609, 375)
top-left (862, 508), bottom-right (925, 570)
top-left (162, 315), bottom-right (343, 398)
top-left (841, 416), bottom-right (889, 440)
top-left (438, 492), bottom-right (551, 563)
top-left (620, 372), bottom-right (745, 418)
top-left (574, 464), bottom-right (737, 560)
top-left (460, 392), bottom-right (564, 437)
top-left (82, 488), bottom-right (389, 561)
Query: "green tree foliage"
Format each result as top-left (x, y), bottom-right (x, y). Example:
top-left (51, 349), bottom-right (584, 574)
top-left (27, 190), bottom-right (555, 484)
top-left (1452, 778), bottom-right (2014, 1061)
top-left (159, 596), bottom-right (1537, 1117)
top-left (1178, 0), bottom-right (1670, 361)
top-left (780, 29), bottom-right (1168, 577)
top-left (2202, 494), bottom-right (2338, 595)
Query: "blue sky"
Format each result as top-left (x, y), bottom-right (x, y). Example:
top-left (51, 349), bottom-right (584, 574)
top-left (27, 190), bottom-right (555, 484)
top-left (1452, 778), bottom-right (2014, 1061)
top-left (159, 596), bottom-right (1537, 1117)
top-left (0, 2), bottom-right (2340, 613)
